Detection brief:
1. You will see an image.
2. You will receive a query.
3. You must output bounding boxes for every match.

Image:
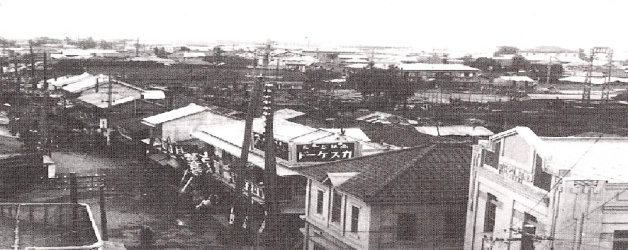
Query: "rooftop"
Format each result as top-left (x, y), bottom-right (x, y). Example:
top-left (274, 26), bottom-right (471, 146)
top-left (142, 103), bottom-right (208, 127)
top-left (496, 75), bottom-right (536, 83)
top-left (295, 143), bottom-right (472, 203)
top-left (76, 80), bottom-right (144, 109)
top-left (415, 125), bottom-right (494, 137)
top-left (490, 127), bottom-right (628, 183)
top-left (0, 135), bottom-right (24, 155)
top-left (44, 72), bottom-right (92, 88)
top-left (61, 74), bottom-right (108, 93)
top-left (398, 63), bottom-right (480, 72)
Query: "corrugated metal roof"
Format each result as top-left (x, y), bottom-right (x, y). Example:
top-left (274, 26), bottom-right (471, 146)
top-left (62, 74), bottom-right (108, 93)
top-left (46, 72), bottom-right (92, 88)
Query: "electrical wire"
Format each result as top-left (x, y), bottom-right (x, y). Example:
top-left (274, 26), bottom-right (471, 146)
top-left (521, 135), bottom-right (603, 216)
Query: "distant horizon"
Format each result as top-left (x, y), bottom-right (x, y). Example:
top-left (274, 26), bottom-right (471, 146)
top-left (1, 0), bottom-right (627, 53)
top-left (0, 35), bottom-right (600, 54)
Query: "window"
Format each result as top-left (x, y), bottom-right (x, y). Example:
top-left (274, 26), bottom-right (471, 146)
top-left (614, 230), bottom-right (628, 250)
top-left (316, 190), bottom-right (324, 214)
top-left (331, 191), bottom-right (342, 222)
top-left (397, 213), bottom-right (417, 240)
top-left (351, 206), bottom-right (359, 233)
top-left (533, 154), bottom-right (552, 192)
top-left (484, 193), bottom-right (497, 232)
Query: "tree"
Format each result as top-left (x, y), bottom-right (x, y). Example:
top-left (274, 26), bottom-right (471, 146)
top-left (153, 47), bottom-right (167, 58)
top-left (461, 55), bottom-right (474, 66)
top-left (180, 46), bottom-right (191, 52)
top-left (305, 68), bottom-right (341, 89)
top-left (99, 40), bottom-right (114, 49)
top-left (494, 46), bottom-right (519, 56)
top-left (348, 66), bottom-right (415, 109)
top-left (213, 46), bottom-right (223, 64)
top-left (0, 37), bottom-right (16, 46)
top-left (77, 37), bottom-right (97, 49)
top-left (471, 57), bottom-right (501, 72)
top-left (511, 55), bottom-right (531, 72)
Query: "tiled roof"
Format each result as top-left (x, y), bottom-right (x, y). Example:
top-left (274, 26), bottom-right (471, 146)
top-left (295, 143), bottom-right (472, 204)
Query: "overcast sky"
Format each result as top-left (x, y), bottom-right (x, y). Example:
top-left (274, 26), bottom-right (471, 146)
top-left (1, 0), bottom-right (627, 52)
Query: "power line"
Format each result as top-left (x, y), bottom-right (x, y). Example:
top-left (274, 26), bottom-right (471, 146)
top-left (552, 185), bottom-right (628, 237)
top-left (522, 135), bottom-right (603, 216)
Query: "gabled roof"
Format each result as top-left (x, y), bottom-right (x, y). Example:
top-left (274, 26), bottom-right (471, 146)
top-left (76, 80), bottom-right (144, 109)
top-left (141, 103), bottom-right (208, 127)
top-left (45, 72), bottom-right (93, 88)
top-left (296, 143), bottom-right (471, 204)
top-left (62, 74), bottom-right (108, 93)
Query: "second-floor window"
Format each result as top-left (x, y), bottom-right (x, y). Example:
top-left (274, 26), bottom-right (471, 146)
top-left (316, 190), bottom-right (324, 214)
top-left (397, 213), bottom-right (417, 241)
top-left (533, 154), bottom-right (552, 192)
top-left (484, 193), bottom-right (497, 232)
top-left (331, 191), bottom-right (342, 223)
top-left (351, 206), bottom-right (359, 233)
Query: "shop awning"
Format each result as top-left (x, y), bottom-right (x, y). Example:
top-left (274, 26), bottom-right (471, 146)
top-left (192, 131), bottom-right (299, 176)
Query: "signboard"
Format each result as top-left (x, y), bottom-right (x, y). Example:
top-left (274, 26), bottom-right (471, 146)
top-left (99, 118), bottom-right (107, 129)
top-left (296, 142), bottom-right (355, 162)
top-left (498, 162), bottom-right (532, 184)
top-left (252, 132), bottom-right (289, 160)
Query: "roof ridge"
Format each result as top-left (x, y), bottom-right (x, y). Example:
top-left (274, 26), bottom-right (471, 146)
top-left (368, 145), bottom-right (436, 198)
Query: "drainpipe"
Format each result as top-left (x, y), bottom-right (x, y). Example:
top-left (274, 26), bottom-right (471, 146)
top-left (550, 180), bottom-right (562, 250)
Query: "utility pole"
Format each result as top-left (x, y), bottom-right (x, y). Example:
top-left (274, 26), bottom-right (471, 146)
top-left (583, 47), bottom-right (611, 102)
top-left (41, 51), bottom-right (49, 156)
top-left (546, 56), bottom-right (552, 85)
top-left (262, 78), bottom-right (278, 247)
top-left (43, 52), bottom-right (47, 90)
top-left (29, 40), bottom-right (36, 89)
top-left (602, 49), bottom-right (613, 102)
top-left (261, 39), bottom-right (279, 247)
top-left (233, 74), bottom-right (261, 244)
top-left (135, 38), bottom-right (140, 57)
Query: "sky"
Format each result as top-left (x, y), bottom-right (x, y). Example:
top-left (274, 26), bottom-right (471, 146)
top-left (1, 0), bottom-right (627, 52)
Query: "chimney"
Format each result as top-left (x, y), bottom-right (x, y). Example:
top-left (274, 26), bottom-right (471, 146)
top-left (95, 78), bottom-right (99, 92)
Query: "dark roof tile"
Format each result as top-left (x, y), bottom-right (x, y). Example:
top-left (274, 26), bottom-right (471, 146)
top-left (295, 143), bottom-right (472, 204)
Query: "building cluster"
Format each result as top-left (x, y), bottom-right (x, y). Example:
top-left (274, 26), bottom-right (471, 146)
top-left (3, 68), bottom-right (622, 249)
top-left (2, 39), bottom-right (628, 249)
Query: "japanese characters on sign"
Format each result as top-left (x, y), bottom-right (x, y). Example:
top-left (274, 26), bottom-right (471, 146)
top-left (253, 132), bottom-right (290, 160)
top-left (296, 142), bottom-right (355, 162)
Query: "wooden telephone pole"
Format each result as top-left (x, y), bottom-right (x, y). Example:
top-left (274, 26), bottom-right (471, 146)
top-left (233, 72), bottom-right (261, 244)
top-left (262, 77), bottom-right (278, 247)
top-left (261, 39), bottom-right (279, 247)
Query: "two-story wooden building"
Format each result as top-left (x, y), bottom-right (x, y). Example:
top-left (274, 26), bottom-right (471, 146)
top-left (464, 127), bottom-right (628, 249)
top-left (297, 143), bottom-right (472, 250)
